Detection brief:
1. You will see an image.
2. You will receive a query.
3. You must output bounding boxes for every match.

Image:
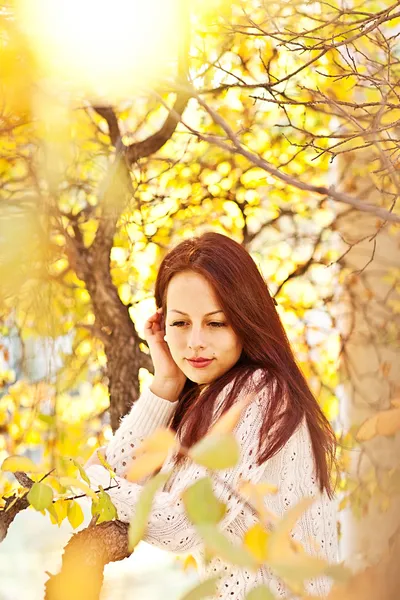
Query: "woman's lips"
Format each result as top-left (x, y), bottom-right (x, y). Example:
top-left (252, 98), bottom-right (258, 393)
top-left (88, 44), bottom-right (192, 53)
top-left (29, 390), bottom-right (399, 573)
top-left (187, 359), bottom-right (214, 369)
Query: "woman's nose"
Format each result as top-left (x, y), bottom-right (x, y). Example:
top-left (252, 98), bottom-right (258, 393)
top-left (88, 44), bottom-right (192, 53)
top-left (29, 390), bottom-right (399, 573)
top-left (188, 328), bottom-right (206, 350)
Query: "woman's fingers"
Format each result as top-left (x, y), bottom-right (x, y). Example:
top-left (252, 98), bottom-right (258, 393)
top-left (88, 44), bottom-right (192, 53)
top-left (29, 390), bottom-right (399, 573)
top-left (144, 309), bottom-right (164, 336)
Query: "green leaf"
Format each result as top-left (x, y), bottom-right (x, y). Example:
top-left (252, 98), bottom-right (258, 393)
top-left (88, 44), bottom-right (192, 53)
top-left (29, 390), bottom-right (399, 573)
top-left (37, 414), bottom-right (55, 425)
top-left (324, 562), bottom-right (352, 583)
top-left (180, 575), bottom-right (221, 600)
top-left (182, 477), bottom-right (226, 525)
top-left (245, 585), bottom-right (276, 600)
top-left (67, 500), bottom-right (84, 529)
top-left (27, 482), bottom-right (54, 511)
top-left (128, 471), bottom-right (170, 552)
top-left (196, 523), bottom-right (258, 569)
top-left (189, 433), bottom-right (240, 470)
top-left (70, 458), bottom-right (91, 486)
top-left (269, 554), bottom-right (327, 584)
top-left (96, 451), bottom-right (117, 479)
top-left (91, 486), bottom-right (117, 523)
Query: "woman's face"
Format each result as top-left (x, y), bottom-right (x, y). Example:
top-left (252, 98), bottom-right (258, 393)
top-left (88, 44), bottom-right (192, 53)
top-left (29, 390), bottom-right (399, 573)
top-left (164, 271), bottom-right (243, 386)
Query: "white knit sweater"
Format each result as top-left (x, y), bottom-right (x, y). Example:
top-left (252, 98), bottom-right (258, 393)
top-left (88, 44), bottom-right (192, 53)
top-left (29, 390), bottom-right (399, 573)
top-left (85, 368), bottom-right (339, 599)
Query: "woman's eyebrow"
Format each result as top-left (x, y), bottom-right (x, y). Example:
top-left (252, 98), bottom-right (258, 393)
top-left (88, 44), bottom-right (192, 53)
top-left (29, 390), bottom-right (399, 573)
top-left (170, 310), bottom-right (224, 316)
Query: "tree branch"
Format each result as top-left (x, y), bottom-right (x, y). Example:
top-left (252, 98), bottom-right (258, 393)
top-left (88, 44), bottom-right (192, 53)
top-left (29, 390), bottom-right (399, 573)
top-left (155, 85), bottom-right (400, 224)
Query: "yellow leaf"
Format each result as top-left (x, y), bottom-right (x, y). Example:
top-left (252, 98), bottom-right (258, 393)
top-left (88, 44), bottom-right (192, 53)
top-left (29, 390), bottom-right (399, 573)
top-left (266, 502), bottom-right (327, 587)
top-left (126, 452), bottom-right (166, 483)
top-left (208, 392), bottom-right (257, 436)
top-left (48, 499), bottom-right (70, 526)
top-left (238, 480), bottom-right (278, 526)
top-left (135, 428), bottom-right (177, 456)
top-left (268, 497), bottom-right (315, 565)
top-left (59, 477), bottom-right (98, 501)
top-left (356, 414), bottom-right (378, 441)
top-left (188, 433), bottom-right (240, 470)
top-left (96, 452), bottom-right (116, 479)
top-left (1, 455), bottom-right (42, 473)
top-left (196, 523), bottom-right (258, 569)
top-left (244, 523), bottom-right (270, 563)
top-left (376, 408), bottom-right (400, 436)
top-left (357, 408), bottom-right (400, 441)
top-left (274, 497), bottom-right (314, 540)
top-left (180, 554), bottom-right (198, 572)
top-left (67, 500), bottom-right (84, 529)
top-left (125, 428), bottom-right (177, 483)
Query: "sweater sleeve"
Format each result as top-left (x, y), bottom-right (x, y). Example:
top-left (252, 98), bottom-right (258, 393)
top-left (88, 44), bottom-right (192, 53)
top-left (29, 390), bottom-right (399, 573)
top-left (85, 383), bottom-right (272, 554)
top-left (104, 385), bottom-right (179, 481)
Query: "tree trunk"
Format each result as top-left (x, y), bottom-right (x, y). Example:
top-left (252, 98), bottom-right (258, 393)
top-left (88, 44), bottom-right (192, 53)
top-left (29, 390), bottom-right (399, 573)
top-left (334, 145), bottom-right (400, 568)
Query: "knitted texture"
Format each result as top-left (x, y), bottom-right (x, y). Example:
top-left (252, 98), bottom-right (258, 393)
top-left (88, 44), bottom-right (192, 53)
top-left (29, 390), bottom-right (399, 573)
top-left (86, 368), bottom-right (338, 599)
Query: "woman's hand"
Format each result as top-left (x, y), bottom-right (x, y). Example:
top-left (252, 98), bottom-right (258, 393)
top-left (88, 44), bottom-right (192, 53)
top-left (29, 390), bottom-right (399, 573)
top-left (84, 446), bottom-right (107, 470)
top-left (144, 307), bottom-right (187, 391)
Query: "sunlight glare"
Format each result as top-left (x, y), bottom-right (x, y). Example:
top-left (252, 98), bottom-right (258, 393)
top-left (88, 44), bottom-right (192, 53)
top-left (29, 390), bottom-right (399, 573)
top-left (17, 0), bottom-right (181, 101)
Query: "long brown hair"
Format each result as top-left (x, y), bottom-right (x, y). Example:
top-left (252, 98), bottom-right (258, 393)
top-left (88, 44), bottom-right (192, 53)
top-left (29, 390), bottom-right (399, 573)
top-left (154, 232), bottom-right (337, 497)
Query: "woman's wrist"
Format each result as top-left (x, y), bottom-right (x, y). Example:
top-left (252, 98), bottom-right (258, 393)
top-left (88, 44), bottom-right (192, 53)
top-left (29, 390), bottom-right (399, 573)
top-left (150, 377), bottom-right (184, 402)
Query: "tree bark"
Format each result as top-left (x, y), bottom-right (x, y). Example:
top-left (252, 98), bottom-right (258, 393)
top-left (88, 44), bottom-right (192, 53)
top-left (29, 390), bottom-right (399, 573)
top-left (44, 520), bottom-right (130, 600)
top-left (334, 144), bottom-right (400, 568)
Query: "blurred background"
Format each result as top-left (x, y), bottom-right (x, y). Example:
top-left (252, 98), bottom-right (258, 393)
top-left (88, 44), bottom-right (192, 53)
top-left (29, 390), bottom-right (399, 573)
top-left (1, 0), bottom-right (400, 598)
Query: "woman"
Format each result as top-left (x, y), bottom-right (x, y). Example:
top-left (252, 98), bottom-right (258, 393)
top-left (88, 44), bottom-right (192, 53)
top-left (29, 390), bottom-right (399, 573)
top-left (84, 231), bottom-right (338, 599)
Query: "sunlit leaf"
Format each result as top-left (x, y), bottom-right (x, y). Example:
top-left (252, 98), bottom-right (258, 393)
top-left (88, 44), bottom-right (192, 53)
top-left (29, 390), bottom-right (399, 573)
top-left (265, 497), bottom-right (328, 585)
top-left (244, 523), bottom-right (270, 563)
top-left (376, 408), bottom-right (400, 437)
top-left (67, 499), bottom-right (85, 528)
top-left (70, 458), bottom-right (91, 486)
top-left (96, 451), bottom-right (117, 479)
top-left (91, 486), bottom-right (117, 523)
top-left (27, 482), bottom-right (54, 511)
top-left (238, 480), bottom-right (278, 526)
top-left (188, 433), bottom-right (240, 470)
top-left (59, 476), bottom-right (99, 501)
top-left (182, 477), bottom-right (226, 525)
top-left (1, 455), bottom-right (41, 473)
top-left (324, 562), bottom-right (353, 583)
top-left (270, 497), bottom-right (315, 546)
top-left (180, 575), bottom-right (221, 600)
top-left (128, 471), bottom-right (170, 551)
top-left (245, 585), bottom-right (276, 600)
top-left (196, 524), bottom-right (258, 569)
top-left (126, 451), bottom-right (168, 483)
top-left (134, 427), bottom-right (177, 456)
top-left (47, 498), bottom-right (70, 527)
top-left (356, 414), bottom-right (378, 441)
top-left (357, 408), bottom-right (400, 441)
top-left (208, 392), bottom-right (256, 436)
top-left (270, 553), bottom-right (327, 584)
top-left (181, 554), bottom-right (198, 572)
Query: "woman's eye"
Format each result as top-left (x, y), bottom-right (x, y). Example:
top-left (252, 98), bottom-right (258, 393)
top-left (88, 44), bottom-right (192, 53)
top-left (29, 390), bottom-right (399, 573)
top-left (171, 322), bottom-right (226, 328)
